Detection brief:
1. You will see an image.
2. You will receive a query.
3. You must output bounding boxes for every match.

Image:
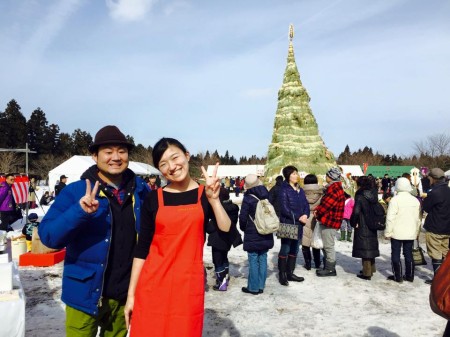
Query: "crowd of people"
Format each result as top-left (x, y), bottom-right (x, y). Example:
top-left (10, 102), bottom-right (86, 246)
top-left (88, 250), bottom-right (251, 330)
top-left (1, 124), bottom-right (448, 336)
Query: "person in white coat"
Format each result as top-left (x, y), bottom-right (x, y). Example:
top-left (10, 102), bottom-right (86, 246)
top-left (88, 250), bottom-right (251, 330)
top-left (384, 177), bottom-right (421, 283)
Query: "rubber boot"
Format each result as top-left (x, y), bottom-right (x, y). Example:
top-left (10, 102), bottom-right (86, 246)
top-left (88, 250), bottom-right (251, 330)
top-left (213, 269), bottom-right (228, 291)
top-left (302, 247), bottom-right (312, 270)
top-left (316, 261), bottom-right (337, 277)
top-left (287, 255), bottom-right (305, 282)
top-left (224, 266), bottom-right (230, 286)
top-left (312, 248), bottom-right (321, 269)
top-left (425, 259), bottom-right (443, 284)
top-left (346, 231), bottom-right (352, 242)
top-left (403, 260), bottom-right (414, 282)
top-left (338, 231), bottom-right (345, 241)
top-left (388, 262), bottom-right (403, 283)
top-left (278, 257), bottom-right (289, 286)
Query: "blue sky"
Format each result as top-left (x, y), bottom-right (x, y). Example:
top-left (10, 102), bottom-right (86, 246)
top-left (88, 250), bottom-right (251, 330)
top-left (1, 0), bottom-right (449, 159)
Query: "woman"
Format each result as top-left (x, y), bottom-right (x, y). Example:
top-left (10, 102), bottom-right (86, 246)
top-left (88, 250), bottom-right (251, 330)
top-left (278, 166), bottom-right (310, 285)
top-left (206, 187), bottom-right (242, 291)
top-left (384, 177), bottom-right (421, 283)
top-left (350, 176), bottom-right (380, 280)
top-left (28, 177), bottom-right (39, 209)
top-left (124, 138), bottom-right (231, 337)
top-left (301, 174), bottom-right (323, 270)
top-left (239, 174), bottom-right (274, 295)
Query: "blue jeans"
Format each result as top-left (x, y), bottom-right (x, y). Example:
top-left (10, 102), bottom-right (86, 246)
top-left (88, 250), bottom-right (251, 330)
top-left (247, 251), bottom-right (268, 292)
top-left (391, 238), bottom-right (413, 264)
top-left (279, 238), bottom-right (299, 257)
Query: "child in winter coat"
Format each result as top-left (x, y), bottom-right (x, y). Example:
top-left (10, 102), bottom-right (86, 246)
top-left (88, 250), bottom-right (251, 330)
top-left (21, 212), bottom-right (39, 251)
top-left (206, 187), bottom-right (243, 291)
top-left (339, 192), bottom-right (355, 242)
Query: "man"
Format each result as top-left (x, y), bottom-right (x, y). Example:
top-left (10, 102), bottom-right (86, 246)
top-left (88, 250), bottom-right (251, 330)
top-left (39, 125), bottom-right (150, 336)
top-left (422, 168), bottom-right (450, 284)
top-left (314, 167), bottom-right (345, 277)
top-left (55, 175), bottom-right (68, 196)
top-left (381, 174), bottom-right (390, 193)
top-left (0, 174), bottom-right (17, 231)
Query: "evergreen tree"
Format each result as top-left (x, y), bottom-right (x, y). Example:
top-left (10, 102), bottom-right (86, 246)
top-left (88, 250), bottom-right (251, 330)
top-left (71, 129), bottom-right (92, 155)
top-left (1, 99), bottom-right (27, 148)
top-left (27, 107), bottom-right (50, 155)
top-left (57, 132), bottom-right (73, 156)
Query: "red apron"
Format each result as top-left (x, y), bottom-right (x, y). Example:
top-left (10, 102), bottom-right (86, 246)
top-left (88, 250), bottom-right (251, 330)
top-left (130, 186), bottom-right (205, 337)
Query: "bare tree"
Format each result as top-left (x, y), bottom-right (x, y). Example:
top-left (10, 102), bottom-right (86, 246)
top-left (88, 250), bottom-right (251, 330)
top-left (414, 133), bottom-right (450, 169)
top-left (0, 152), bottom-right (21, 173)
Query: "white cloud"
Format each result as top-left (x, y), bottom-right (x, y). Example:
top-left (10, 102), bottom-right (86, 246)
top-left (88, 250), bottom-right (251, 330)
top-left (106, 0), bottom-right (158, 22)
top-left (163, 1), bottom-right (190, 16)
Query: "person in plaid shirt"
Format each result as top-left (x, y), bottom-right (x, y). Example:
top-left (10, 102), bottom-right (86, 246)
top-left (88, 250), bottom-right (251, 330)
top-left (314, 167), bottom-right (345, 277)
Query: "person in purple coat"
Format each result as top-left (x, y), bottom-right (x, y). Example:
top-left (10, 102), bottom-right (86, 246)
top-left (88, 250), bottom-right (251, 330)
top-left (0, 173), bottom-right (17, 231)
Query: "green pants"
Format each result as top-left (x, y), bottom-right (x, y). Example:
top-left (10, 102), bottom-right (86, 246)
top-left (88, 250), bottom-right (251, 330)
top-left (66, 298), bottom-right (127, 337)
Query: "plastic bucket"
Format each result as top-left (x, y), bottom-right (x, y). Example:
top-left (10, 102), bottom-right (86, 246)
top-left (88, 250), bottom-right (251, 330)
top-left (11, 239), bottom-right (27, 259)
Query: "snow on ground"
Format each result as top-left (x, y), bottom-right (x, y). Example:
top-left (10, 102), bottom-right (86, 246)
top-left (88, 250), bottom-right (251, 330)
top-left (12, 192), bottom-right (448, 337)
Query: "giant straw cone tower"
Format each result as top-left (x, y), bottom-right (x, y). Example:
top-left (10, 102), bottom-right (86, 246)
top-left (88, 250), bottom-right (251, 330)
top-left (265, 25), bottom-right (336, 181)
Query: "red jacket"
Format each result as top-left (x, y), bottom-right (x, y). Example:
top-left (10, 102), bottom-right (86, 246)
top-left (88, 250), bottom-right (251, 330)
top-left (315, 181), bottom-right (345, 229)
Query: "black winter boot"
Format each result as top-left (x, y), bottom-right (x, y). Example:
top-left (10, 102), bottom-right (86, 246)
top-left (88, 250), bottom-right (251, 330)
top-left (316, 261), bottom-right (337, 277)
top-left (403, 261), bottom-right (414, 282)
top-left (312, 248), bottom-right (321, 269)
top-left (213, 269), bottom-right (228, 291)
top-left (388, 262), bottom-right (403, 283)
top-left (278, 257), bottom-right (289, 286)
top-left (287, 255), bottom-right (305, 282)
top-left (302, 247), bottom-right (312, 270)
top-left (425, 259), bottom-right (443, 284)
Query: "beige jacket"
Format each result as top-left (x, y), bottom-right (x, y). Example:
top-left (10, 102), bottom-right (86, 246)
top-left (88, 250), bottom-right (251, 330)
top-left (385, 178), bottom-right (421, 240)
top-left (301, 184), bottom-right (323, 247)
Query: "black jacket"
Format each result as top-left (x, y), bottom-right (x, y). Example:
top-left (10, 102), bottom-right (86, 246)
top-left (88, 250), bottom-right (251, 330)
top-left (350, 188), bottom-right (380, 259)
top-left (423, 181), bottom-right (450, 235)
top-left (268, 180), bottom-right (282, 217)
top-left (207, 200), bottom-right (242, 251)
top-left (239, 185), bottom-right (274, 252)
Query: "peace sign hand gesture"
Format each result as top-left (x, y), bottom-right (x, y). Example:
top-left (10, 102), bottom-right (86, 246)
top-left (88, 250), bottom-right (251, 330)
top-left (80, 179), bottom-right (100, 213)
top-left (201, 162), bottom-right (220, 200)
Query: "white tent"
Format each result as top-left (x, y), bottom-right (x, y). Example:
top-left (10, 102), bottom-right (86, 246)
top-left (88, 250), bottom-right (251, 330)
top-left (206, 165), bottom-right (265, 178)
top-left (48, 155), bottom-right (160, 192)
top-left (339, 165), bottom-right (364, 177)
top-left (446, 169), bottom-right (450, 178)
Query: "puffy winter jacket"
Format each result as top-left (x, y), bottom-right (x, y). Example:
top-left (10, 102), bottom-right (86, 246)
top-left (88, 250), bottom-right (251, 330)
top-left (279, 181), bottom-right (310, 239)
top-left (350, 188), bottom-right (380, 259)
top-left (239, 185), bottom-right (274, 252)
top-left (385, 179), bottom-right (421, 240)
top-left (423, 181), bottom-right (450, 235)
top-left (302, 184), bottom-right (323, 247)
top-left (39, 166), bottom-right (149, 315)
top-left (0, 182), bottom-right (14, 212)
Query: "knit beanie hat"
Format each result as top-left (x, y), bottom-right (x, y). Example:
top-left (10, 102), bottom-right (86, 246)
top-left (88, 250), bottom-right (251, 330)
top-left (395, 177), bottom-right (412, 193)
top-left (89, 125), bottom-right (134, 153)
top-left (28, 213), bottom-right (39, 222)
top-left (326, 167), bottom-right (341, 181)
top-left (244, 174), bottom-right (262, 190)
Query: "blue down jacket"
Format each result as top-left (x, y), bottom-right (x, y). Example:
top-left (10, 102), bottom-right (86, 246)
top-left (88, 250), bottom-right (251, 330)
top-left (39, 168), bottom-right (149, 315)
top-left (239, 185), bottom-right (274, 252)
top-left (279, 181), bottom-right (310, 238)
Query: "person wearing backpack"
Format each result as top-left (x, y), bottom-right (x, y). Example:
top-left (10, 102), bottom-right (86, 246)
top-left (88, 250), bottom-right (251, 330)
top-left (239, 174), bottom-right (274, 295)
top-left (350, 176), bottom-right (381, 280)
top-left (278, 166), bottom-right (310, 285)
top-left (384, 177), bottom-right (421, 283)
